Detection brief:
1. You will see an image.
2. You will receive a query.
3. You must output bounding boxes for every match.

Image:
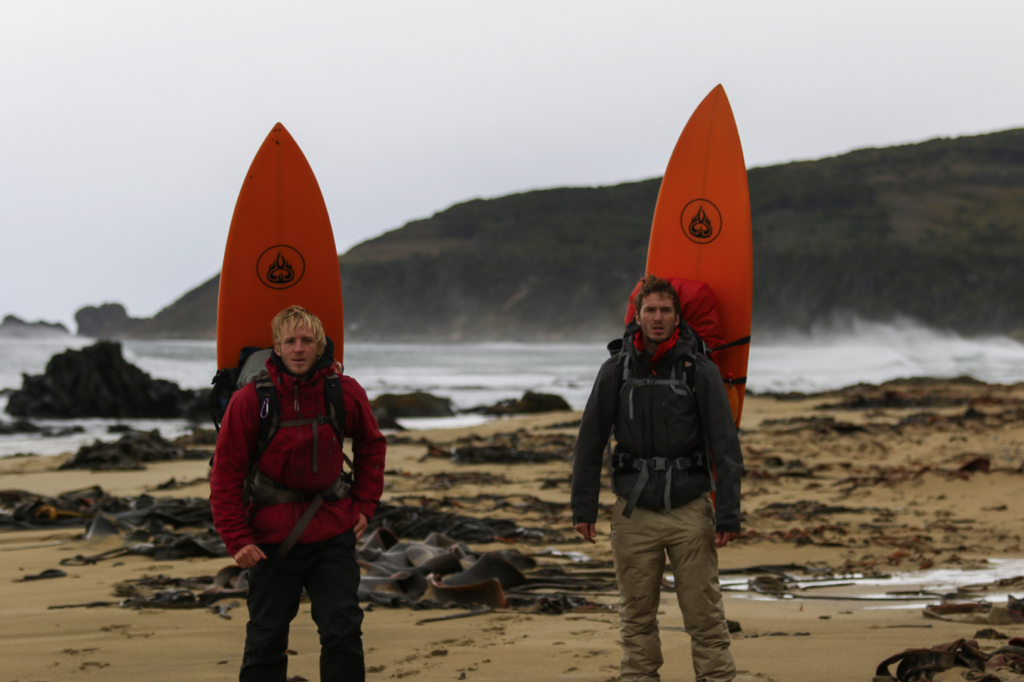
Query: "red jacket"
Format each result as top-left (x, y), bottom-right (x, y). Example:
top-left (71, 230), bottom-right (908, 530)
top-left (210, 352), bottom-right (386, 558)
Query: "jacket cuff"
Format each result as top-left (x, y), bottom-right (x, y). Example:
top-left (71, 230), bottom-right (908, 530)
top-left (354, 499), bottom-right (378, 520)
top-left (715, 522), bottom-right (741, 534)
top-left (226, 534), bottom-right (256, 559)
top-left (571, 515), bottom-right (595, 526)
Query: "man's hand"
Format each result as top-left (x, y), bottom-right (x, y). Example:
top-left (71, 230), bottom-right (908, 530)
top-left (715, 532), bottom-right (739, 548)
top-left (354, 513), bottom-right (368, 540)
top-left (332, 361), bottom-right (343, 376)
top-left (574, 522), bottom-right (597, 544)
top-left (234, 544), bottom-right (267, 568)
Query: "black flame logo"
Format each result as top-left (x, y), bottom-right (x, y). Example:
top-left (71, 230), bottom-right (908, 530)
top-left (689, 207), bottom-right (713, 239)
top-left (267, 252), bottom-right (295, 284)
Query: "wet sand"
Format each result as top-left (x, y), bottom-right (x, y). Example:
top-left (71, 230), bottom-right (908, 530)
top-left (4, 378), bottom-right (1024, 681)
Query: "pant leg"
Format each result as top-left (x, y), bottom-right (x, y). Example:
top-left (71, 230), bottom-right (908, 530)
top-left (240, 545), bottom-right (305, 682)
top-left (664, 493), bottom-right (735, 682)
top-left (611, 497), bottom-right (669, 682)
top-left (304, 530), bottom-right (365, 682)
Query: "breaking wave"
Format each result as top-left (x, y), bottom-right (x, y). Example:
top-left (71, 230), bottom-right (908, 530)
top-left (749, 316), bottom-right (1024, 394)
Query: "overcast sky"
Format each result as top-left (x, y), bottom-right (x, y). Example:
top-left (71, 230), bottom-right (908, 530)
top-left (2, 1), bottom-right (1022, 330)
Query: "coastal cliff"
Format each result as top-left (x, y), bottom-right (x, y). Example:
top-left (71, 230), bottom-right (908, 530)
top-left (78, 128), bottom-right (1024, 340)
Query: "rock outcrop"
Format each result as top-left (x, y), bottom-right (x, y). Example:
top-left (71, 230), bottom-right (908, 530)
top-left (75, 303), bottom-right (143, 338)
top-left (0, 315), bottom-right (69, 338)
top-left (73, 277), bottom-right (219, 340)
top-left (5, 341), bottom-right (206, 420)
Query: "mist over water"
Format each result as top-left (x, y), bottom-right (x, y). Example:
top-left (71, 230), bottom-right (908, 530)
top-left (750, 317), bottom-right (1024, 393)
top-left (2, 317), bottom-right (1024, 457)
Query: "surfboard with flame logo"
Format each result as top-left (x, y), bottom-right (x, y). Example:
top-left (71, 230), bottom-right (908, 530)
top-left (645, 85), bottom-right (752, 425)
top-left (216, 123), bottom-right (344, 370)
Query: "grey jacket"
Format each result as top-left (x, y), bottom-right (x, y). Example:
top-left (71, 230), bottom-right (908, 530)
top-left (570, 324), bottom-right (743, 533)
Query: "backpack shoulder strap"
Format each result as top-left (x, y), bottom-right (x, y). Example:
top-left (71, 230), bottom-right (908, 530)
top-left (253, 370), bottom-right (280, 458)
top-left (680, 353), bottom-right (697, 394)
top-left (322, 373), bottom-right (352, 468)
top-left (242, 370), bottom-right (279, 507)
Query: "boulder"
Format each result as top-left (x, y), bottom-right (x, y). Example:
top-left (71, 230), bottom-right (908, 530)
top-left (173, 427), bottom-right (218, 446)
top-left (5, 341), bottom-right (200, 419)
top-left (0, 314), bottom-right (69, 338)
top-left (74, 303), bottom-right (143, 338)
top-left (474, 391), bottom-right (571, 415)
top-left (183, 388), bottom-right (213, 424)
top-left (59, 430), bottom-right (206, 470)
top-left (370, 392), bottom-right (454, 430)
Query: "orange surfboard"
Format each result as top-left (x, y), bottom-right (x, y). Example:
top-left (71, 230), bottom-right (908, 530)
top-left (216, 123), bottom-right (344, 370)
top-left (646, 85), bottom-right (752, 425)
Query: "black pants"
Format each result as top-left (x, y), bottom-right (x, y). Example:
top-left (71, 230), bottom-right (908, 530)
top-left (240, 531), bottom-right (364, 682)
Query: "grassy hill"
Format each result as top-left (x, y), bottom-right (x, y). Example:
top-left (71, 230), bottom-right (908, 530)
top-left (104, 128), bottom-right (1024, 341)
top-left (748, 129), bottom-right (1024, 332)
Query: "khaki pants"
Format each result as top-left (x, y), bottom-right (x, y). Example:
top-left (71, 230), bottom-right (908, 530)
top-left (610, 494), bottom-right (735, 682)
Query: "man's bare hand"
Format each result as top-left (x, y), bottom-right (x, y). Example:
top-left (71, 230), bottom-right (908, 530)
top-left (715, 532), bottom-right (739, 548)
top-left (332, 361), bottom-right (343, 376)
top-left (354, 513), bottom-right (368, 540)
top-left (234, 544), bottom-right (267, 568)
top-left (574, 522), bottom-right (597, 544)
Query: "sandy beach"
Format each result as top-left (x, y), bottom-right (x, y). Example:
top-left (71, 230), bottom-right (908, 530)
top-left (5, 379), bottom-right (1024, 682)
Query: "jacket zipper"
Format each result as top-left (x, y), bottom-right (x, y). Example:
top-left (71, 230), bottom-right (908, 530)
top-left (291, 381), bottom-right (301, 493)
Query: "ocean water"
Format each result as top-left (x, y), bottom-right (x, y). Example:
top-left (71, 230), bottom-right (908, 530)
top-left (2, 317), bottom-right (1024, 457)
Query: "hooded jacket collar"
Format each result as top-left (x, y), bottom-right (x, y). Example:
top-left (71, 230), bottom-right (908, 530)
top-left (633, 327), bottom-right (680, 369)
top-left (625, 323), bottom-right (699, 376)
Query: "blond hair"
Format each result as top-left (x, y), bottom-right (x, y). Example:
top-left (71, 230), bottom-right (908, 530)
top-left (271, 306), bottom-right (327, 357)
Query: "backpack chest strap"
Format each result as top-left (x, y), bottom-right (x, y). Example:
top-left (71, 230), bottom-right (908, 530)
top-left (625, 364), bottom-right (693, 419)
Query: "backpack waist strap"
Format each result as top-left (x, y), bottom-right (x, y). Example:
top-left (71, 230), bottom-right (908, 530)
top-left (248, 468), bottom-right (352, 557)
top-left (249, 468), bottom-right (351, 505)
top-left (611, 451), bottom-right (706, 472)
top-left (611, 449), bottom-right (707, 519)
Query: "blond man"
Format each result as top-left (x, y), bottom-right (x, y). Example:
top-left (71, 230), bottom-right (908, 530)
top-left (211, 306), bottom-right (386, 682)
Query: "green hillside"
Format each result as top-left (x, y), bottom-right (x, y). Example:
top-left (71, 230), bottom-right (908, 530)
top-left (748, 129), bottom-right (1024, 332)
top-left (98, 128), bottom-right (1024, 341)
top-left (339, 181), bottom-right (658, 340)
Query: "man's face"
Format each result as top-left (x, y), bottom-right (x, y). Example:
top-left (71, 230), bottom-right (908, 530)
top-left (636, 291), bottom-right (678, 347)
top-left (275, 324), bottom-right (319, 375)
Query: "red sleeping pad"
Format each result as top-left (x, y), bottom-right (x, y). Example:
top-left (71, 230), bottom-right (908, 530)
top-left (624, 277), bottom-right (726, 352)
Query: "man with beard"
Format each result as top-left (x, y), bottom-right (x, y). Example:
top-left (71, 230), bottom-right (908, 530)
top-left (571, 276), bottom-right (743, 682)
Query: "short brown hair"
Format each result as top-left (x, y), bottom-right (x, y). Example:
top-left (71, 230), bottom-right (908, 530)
top-left (272, 306), bottom-right (327, 357)
top-left (633, 275), bottom-right (682, 319)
